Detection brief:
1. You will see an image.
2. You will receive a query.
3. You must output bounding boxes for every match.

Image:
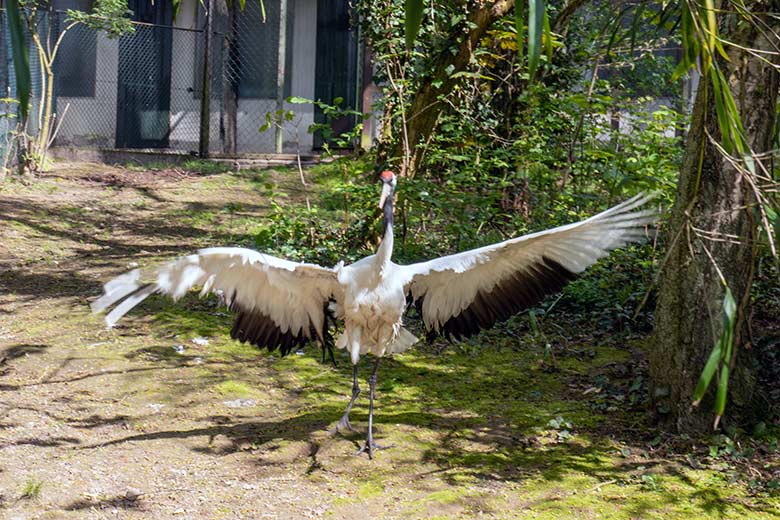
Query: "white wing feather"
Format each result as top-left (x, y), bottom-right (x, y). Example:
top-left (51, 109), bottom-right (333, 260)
top-left (401, 193), bottom-right (657, 332)
top-left (92, 247), bottom-right (341, 339)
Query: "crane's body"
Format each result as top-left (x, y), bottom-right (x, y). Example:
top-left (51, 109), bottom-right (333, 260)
top-left (337, 260), bottom-right (418, 363)
top-left (92, 171), bottom-right (657, 458)
top-left (335, 220), bottom-right (420, 363)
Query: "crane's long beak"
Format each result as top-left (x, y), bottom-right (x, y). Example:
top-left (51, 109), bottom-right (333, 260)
top-left (378, 182), bottom-right (393, 209)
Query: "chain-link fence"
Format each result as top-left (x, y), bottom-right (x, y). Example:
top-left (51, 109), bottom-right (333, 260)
top-left (0, 2), bottom-right (360, 158)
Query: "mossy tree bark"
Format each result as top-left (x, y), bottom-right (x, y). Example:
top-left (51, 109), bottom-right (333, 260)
top-left (649, 1), bottom-right (779, 433)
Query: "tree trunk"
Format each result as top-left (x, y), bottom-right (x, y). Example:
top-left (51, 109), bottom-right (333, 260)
top-left (36, 63), bottom-right (54, 171)
top-left (649, 1), bottom-right (780, 433)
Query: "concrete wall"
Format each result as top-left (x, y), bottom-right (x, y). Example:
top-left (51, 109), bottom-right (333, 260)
top-left (168, 0), bottom-right (201, 151)
top-left (55, 30), bottom-right (119, 148)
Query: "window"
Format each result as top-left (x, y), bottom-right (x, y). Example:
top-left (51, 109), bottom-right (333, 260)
top-left (53, 0), bottom-right (97, 98)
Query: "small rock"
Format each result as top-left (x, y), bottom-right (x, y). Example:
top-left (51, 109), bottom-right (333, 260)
top-left (223, 399), bottom-right (257, 408)
top-left (127, 262), bottom-right (139, 268)
top-left (192, 337), bottom-right (209, 346)
top-left (125, 488), bottom-right (143, 501)
top-left (172, 345), bottom-right (185, 354)
top-left (193, 357), bottom-right (204, 365)
top-left (147, 403), bottom-right (165, 413)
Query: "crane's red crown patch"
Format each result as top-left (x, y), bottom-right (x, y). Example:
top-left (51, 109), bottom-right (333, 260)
top-left (380, 170), bottom-right (395, 181)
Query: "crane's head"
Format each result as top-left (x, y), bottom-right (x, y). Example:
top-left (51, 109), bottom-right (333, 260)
top-left (378, 170), bottom-right (396, 209)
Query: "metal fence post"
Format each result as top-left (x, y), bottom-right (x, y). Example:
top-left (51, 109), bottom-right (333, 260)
top-left (198, 0), bottom-right (214, 158)
top-left (275, 0), bottom-right (287, 154)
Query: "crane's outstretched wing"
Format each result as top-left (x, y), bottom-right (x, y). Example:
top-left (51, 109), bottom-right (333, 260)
top-left (92, 247), bottom-right (342, 355)
top-left (402, 194), bottom-right (657, 341)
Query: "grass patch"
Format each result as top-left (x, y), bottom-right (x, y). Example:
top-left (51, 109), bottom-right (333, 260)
top-left (422, 489), bottom-right (466, 504)
top-left (214, 379), bottom-right (262, 398)
top-left (179, 159), bottom-right (232, 175)
top-left (21, 478), bottom-right (43, 499)
top-left (357, 480), bottom-right (385, 499)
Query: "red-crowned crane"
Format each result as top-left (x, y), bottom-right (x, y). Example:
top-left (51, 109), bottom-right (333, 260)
top-left (92, 171), bottom-right (656, 458)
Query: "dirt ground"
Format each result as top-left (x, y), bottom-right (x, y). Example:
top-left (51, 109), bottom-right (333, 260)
top-left (1, 162), bottom-right (778, 519)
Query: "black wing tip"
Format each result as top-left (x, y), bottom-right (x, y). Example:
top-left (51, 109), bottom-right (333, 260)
top-left (229, 301), bottom-right (335, 363)
top-left (430, 255), bottom-right (577, 342)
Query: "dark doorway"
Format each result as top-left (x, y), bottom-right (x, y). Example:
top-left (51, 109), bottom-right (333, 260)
top-left (313, 0), bottom-right (359, 149)
top-left (115, 0), bottom-right (173, 149)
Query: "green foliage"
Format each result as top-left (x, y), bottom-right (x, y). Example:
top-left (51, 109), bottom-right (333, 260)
top-left (66, 0), bottom-right (135, 39)
top-left (253, 157), bottom-right (377, 266)
top-left (290, 96), bottom-right (368, 152)
top-left (260, 97), bottom-right (368, 154)
top-left (21, 478), bottom-right (42, 499)
top-left (692, 287), bottom-right (737, 429)
top-left (557, 244), bottom-right (658, 329)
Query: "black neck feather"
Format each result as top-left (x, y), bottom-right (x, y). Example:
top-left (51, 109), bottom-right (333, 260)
top-left (382, 191), bottom-right (394, 237)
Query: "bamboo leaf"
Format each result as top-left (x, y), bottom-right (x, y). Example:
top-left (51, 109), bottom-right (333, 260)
top-left (692, 337), bottom-right (723, 406)
top-left (710, 288), bottom-right (736, 427)
top-left (528, 0), bottom-right (544, 80)
top-left (543, 9), bottom-right (552, 62)
top-left (714, 363), bottom-right (729, 429)
top-left (692, 287), bottom-right (737, 419)
top-left (238, 0), bottom-right (246, 12)
top-left (712, 67), bottom-right (748, 155)
top-left (172, 0), bottom-right (181, 19)
top-left (629, 0), bottom-right (647, 52)
top-left (515, 0), bottom-right (524, 62)
top-left (405, 0), bottom-right (425, 50)
top-left (7, 0), bottom-right (30, 120)
top-left (722, 286), bottom-right (736, 332)
top-left (672, 55), bottom-right (691, 81)
top-left (604, 5), bottom-right (634, 60)
top-left (259, 0), bottom-right (266, 23)
top-left (703, 0), bottom-right (717, 55)
top-left (710, 69), bottom-right (734, 154)
top-left (677, 4), bottom-right (699, 74)
top-left (605, 13), bottom-right (624, 58)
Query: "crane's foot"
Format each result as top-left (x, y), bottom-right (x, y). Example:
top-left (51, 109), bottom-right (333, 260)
top-left (355, 439), bottom-right (392, 460)
top-left (331, 413), bottom-right (358, 434)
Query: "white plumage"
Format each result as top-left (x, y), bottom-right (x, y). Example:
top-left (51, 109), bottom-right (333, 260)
top-left (92, 172), bottom-right (656, 458)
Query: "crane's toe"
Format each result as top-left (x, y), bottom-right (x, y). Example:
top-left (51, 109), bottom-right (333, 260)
top-left (355, 440), bottom-right (393, 460)
top-left (332, 414), bottom-right (358, 435)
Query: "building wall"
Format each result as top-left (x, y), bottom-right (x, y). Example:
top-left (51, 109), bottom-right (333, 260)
top-left (54, 0), bottom-right (320, 154)
top-left (219, 0), bottom-right (319, 154)
top-left (168, 0), bottom-right (200, 150)
top-left (55, 31), bottom-right (119, 148)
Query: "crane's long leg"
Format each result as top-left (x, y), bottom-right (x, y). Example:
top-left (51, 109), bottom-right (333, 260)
top-left (356, 357), bottom-right (389, 459)
top-left (333, 364), bottom-right (360, 434)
